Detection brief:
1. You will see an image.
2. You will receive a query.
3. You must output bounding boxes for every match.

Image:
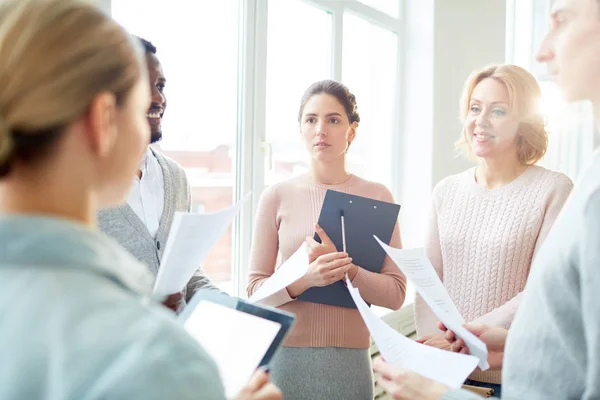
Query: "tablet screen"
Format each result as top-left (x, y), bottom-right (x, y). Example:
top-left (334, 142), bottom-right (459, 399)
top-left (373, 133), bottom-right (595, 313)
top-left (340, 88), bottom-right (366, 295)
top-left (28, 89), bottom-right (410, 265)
top-left (180, 292), bottom-right (295, 397)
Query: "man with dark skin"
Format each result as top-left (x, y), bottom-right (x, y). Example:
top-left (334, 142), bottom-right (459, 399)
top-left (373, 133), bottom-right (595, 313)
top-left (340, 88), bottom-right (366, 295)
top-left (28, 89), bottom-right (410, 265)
top-left (98, 37), bottom-right (222, 312)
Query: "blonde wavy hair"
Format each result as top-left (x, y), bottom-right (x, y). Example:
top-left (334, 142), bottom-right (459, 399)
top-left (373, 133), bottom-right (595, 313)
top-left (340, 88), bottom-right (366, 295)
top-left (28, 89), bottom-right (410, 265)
top-left (0, 0), bottom-right (144, 177)
top-left (456, 64), bottom-right (548, 165)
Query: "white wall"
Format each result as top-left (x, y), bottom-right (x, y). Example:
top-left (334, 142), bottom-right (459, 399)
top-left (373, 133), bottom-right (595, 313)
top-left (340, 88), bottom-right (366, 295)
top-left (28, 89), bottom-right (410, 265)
top-left (399, 0), bottom-right (506, 247)
top-left (432, 0), bottom-right (506, 184)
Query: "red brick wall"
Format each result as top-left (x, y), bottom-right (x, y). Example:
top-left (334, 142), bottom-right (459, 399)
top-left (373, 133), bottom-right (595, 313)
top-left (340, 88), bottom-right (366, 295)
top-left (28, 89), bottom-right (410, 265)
top-left (161, 146), bottom-right (234, 283)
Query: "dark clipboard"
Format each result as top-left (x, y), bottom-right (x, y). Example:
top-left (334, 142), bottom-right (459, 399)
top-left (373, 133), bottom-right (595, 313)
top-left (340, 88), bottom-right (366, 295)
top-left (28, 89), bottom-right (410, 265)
top-left (297, 189), bottom-right (400, 309)
top-left (179, 291), bottom-right (295, 367)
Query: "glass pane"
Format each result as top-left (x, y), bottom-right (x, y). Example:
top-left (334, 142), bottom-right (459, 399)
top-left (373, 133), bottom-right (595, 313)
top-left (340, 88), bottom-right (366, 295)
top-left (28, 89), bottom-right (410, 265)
top-left (342, 12), bottom-right (398, 192)
top-left (265, 0), bottom-right (332, 185)
top-left (342, 12), bottom-right (399, 317)
top-left (357, 0), bottom-right (399, 18)
top-left (112, 0), bottom-right (239, 294)
top-left (539, 81), bottom-right (595, 181)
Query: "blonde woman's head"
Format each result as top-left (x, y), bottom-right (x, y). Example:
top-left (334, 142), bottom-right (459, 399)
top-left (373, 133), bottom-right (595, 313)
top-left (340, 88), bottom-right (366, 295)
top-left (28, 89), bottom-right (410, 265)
top-left (0, 0), bottom-right (150, 207)
top-left (456, 64), bottom-right (547, 165)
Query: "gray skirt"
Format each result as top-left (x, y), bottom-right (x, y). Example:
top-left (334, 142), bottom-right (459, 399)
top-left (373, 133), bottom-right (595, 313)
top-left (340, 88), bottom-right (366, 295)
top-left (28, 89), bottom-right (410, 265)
top-left (268, 346), bottom-right (373, 400)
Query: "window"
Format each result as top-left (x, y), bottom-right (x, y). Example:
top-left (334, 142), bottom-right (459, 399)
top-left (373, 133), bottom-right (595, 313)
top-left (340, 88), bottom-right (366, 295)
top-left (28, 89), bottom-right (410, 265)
top-left (539, 81), bottom-right (596, 180)
top-left (357, 0), bottom-right (399, 18)
top-left (507, 0), bottom-right (597, 181)
top-left (112, 0), bottom-right (240, 293)
top-left (259, 2), bottom-right (403, 314)
top-left (264, 0), bottom-right (332, 186)
top-left (112, 0), bottom-right (404, 306)
top-left (342, 12), bottom-right (398, 190)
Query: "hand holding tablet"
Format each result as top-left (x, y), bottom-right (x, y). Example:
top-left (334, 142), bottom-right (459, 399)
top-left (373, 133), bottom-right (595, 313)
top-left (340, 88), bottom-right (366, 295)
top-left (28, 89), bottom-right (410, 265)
top-left (178, 291), bottom-right (295, 398)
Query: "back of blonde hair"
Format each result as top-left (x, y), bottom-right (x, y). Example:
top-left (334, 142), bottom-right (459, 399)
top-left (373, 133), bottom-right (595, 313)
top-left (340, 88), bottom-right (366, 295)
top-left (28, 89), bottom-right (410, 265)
top-left (0, 0), bottom-right (144, 177)
top-left (456, 64), bottom-right (548, 165)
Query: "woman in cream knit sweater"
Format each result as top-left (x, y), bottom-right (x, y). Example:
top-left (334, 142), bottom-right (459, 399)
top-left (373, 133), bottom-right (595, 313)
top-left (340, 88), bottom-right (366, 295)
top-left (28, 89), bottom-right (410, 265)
top-left (414, 64), bottom-right (573, 396)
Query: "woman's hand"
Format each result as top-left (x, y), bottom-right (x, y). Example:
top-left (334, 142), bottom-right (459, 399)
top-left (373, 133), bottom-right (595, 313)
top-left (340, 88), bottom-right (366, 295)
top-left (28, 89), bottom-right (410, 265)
top-left (232, 369), bottom-right (282, 400)
top-left (287, 252), bottom-right (352, 298)
top-left (305, 224), bottom-right (338, 263)
top-left (304, 251), bottom-right (352, 288)
top-left (438, 322), bottom-right (507, 370)
top-left (372, 357), bottom-right (449, 400)
top-left (415, 333), bottom-right (452, 351)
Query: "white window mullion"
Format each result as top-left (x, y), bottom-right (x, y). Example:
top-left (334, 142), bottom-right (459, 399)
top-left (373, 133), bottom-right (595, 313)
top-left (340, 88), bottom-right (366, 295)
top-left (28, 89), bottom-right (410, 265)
top-left (252, 0), bottom-right (269, 211)
top-left (343, 1), bottom-right (399, 32)
top-left (390, 2), bottom-right (404, 204)
top-left (331, 4), bottom-right (344, 80)
top-left (233, 0), bottom-right (267, 298)
top-left (304, 0), bottom-right (400, 33)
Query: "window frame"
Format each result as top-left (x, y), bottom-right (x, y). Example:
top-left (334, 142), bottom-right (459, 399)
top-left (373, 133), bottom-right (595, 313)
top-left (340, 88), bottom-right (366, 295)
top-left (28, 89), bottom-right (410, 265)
top-left (107, 0), bottom-right (405, 303)
top-left (506, 0), bottom-right (599, 182)
top-left (243, 0), bottom-right (404, 303)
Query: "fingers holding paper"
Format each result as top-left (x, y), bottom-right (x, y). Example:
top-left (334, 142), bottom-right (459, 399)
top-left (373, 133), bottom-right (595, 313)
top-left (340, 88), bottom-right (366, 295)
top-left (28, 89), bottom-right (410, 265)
top-left (161, 291), bottom-right (184, 313)
top-left (305, 224), bottom-right (338, 263)
top-left (307, 252), bottom-right (353, 287)
top-left (287, 252), bottom-right (353, 298)
top-left (438, 322), bottom-right (507, 370)
top-left (415, 333), bottom-right (452, 351)
top-left (372, 357), bottom-right (450, 400)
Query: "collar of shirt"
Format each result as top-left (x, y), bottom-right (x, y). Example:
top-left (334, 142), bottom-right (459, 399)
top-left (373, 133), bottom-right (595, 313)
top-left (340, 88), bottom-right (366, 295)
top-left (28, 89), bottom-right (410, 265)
top-left (127, 147), bottom-right (165, 238)
top-left (138, 148), bottom-right (151, 179)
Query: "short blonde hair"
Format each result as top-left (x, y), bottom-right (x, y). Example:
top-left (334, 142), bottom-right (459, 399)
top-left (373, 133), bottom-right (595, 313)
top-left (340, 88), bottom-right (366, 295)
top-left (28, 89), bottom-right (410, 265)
top-left (456, 64), bottom-right (548, 165)
top-left (0, 0), bottom-right (144, 177)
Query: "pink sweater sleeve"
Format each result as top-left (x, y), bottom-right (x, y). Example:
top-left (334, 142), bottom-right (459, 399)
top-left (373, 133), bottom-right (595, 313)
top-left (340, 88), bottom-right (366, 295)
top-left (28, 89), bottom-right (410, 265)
top-left (246, 187), bottom-right (295, 307)
top-left (473, 174), bottom-right (574, 328)
top-left (350, 186), bottom-right (407, 310)
top-left (414, 182), bottom-right (445, 337)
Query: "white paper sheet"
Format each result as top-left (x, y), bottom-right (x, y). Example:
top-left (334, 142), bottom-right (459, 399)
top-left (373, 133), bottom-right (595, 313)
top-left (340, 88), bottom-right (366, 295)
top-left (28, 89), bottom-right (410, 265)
top-left (346, 278), bottom-right (479, 388)
top-left (153, 194), bottom-right (250, 297)
top-left (374, 237), bottom-right (490, 370)
top-left (248, 243), bottom-right (309, 304)
top-left (183, 300), bottom-right (281, 398)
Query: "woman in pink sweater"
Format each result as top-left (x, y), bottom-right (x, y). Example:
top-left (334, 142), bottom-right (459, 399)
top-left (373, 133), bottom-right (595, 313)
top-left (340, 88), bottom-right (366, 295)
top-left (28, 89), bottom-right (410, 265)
top-left (414, 64), bottom-right (573, 395)
top-left (247, 80), bottom-right (407, 400)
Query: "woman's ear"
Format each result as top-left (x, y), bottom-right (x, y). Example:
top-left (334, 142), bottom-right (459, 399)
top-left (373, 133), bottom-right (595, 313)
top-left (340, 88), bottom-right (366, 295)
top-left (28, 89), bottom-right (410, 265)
top-left (86, 91), bottom-right (118, 158)
top-left (347, 121), bottom-right (358, 145)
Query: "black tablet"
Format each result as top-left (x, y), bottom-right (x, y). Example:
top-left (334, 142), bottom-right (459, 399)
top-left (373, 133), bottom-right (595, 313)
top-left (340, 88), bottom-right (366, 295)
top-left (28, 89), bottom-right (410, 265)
top-left (178, 290), bottom-right (295, 397)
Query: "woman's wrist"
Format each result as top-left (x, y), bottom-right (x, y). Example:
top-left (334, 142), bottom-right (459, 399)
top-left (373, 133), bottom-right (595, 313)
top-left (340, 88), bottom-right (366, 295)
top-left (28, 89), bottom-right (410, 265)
top-left (424, 383), bottom-right (450, 400)
top-left (287, 276), bottom-right (309, 298)
top-left (347, 263), bottom-right (359, 280)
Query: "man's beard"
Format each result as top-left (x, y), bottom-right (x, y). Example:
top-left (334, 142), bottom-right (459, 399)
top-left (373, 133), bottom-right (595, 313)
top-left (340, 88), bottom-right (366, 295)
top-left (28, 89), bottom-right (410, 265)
top-left (150, 130), bottom-right (162, 144)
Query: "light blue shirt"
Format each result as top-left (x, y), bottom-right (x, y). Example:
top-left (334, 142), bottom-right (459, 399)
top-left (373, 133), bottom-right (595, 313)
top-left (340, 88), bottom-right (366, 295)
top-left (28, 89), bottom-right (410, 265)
top-left (0, 215), bottom-right (226, 399)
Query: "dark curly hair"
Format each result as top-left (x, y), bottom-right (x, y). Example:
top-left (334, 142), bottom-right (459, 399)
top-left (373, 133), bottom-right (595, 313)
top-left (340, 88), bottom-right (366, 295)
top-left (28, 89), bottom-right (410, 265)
top-left (298, 80), bottom-right (360, 125)
top-left (136, 36), bottom-right (156, 54)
